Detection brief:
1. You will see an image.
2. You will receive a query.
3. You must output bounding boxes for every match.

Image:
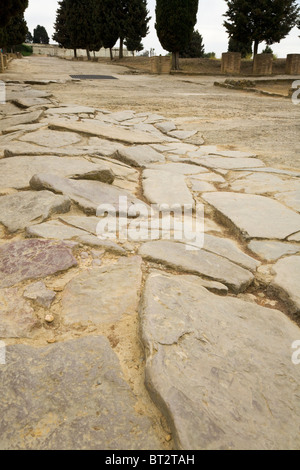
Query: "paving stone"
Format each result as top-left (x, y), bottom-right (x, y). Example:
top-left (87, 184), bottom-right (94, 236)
top-left (168, 130), bottom-right (197, 140)
top-left (189, 179), bottom-right (216, 192)
top-left (2, 123), bottom-right (46, 134)
top-left (230, 174), bottom-right (300, 194)
top-left (163, 142), bottom-right (199, 155)
top-left (114, 145), bottom-right (165, 168)
top-left (62, 257), bottom-right (142, 325)
top-left (0, 336), bottom-right (162, 450)
top-left (76, 235), bottom-right (126, 254)
top-left (48, 118), bottom-right (165, 144)
top-left (108, 110), bottom-right (136, 122)
top-left (0, 288), bottom-right (38, 338)
top-left (288, 232), bottom-right (300, 242)
top-left (12, 97), bottom-right (52, 108)
top-left (0, 239), bottom-right (77, 288)
top-left (23, 281), bottom-right (56, 308)
top-left (148, 163), bottom-right (208, 175)
top-left (248, 240), bottom-right (300, 261)
top-left (203, 192), bottom-right (300, 240)
top-left (209, 150), bottom-right (257, 158)
top-left (0, 110), bottom-right (44, 132)
top-left (140, 272), bottom-right (300, 450)
top-left (274, 191), bottom-right (300, 213)
top-left (30, 174), bottom-right (147, 215)
top-left (0, 156), bottom-right (116, 190)
top-left (203, 234), bottom-right (260, 272)
top-left (0, 191), bottom-right (71, 232)
top-left (155, 121), bottom-right (177, 134)
top-left (193, 156), bottom-right (265, 170)
top-left (190, 172), bottom-right (225, 183)
top-left (85, 137), bottom-right (126, 157)
top-left (270, 255), bottom-right (300, 315)
top-left (19, 129), bottom-right (82, 147)
top-left (26, 221), bottom-right (88, 241)
top-left (45, 106), bottom-right (96, 115)
top-left (142, 170), bottom-right (195, 208)
top-left (139, 241), bottom-right (254, 293)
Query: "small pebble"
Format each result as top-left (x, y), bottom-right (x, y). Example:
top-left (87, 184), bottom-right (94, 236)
top-left (165, 435), bottom-right (172, 442)
top-left (80, 251), bottom-right (89, 259)
top-left (45, 314), bottom-right (54, 323)
top-left (92, 259), bottom-right (102, 266)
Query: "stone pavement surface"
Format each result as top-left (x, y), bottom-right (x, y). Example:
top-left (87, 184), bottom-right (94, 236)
top-left (0, 69), bottom-right (299, 450)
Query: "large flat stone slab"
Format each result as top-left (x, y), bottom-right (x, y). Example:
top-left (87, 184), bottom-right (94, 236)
top-left (139, 241), bottom-right (254, 293)
top-left (274, 191), bottom-right (300, 213)
top-left (140, 272), bottom-right (300, 450)
top-left (203, 192), bottom-right (300, 240)
top-left (0, 240), bottom-right (77, 288)
top-left (148, 162), bottom-right (208, 175)
top-left (0, 110), bottom-right (43, 132)
top-left (0, 156), bottom-right (115, 190)
top-left (229, 174), bottom-right (300, 195)
top-left (248, 240), bottom-right (300, 261)
top-left (142, 170), bottom-right (195, 208)
top-left (19, 129), bottom-right (82, 147)
top-left (0, 336), bottom-right (162, 450)
top-left (30, 174), bottom-right (147, 215)
top-left (0, 191), bottom-right (71, 232)
top-left (0, 288), bottom-right (38, 338)
top-left (270, 255), bottom-right (300, 315)
top-left (113, 145), bottom-right (165, 168)
top-left (194, 157), bottom-right (265, 170)
top-left (45, 105), bottom-right (96, 115)
top-left (48, 119), bottom-right (165, 144)
top-left (62, 257), bottom-right (142, 325)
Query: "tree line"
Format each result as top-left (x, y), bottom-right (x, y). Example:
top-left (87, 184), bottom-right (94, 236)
top-left (53, 0), bottom-right (150, 60)
top-left (0, 0), bottom-right (300, 69)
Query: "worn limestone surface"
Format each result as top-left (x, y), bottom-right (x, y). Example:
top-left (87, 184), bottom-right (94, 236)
top-left (0, 336), bottom-right (162, 450)
top-left (0, 70), bottom-right (299, 451)
top-left (140, 272), bottom-right (300, 450)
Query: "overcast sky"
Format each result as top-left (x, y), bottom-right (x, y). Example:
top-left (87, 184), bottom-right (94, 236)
top-left (25, 0), bottom-right (300, 57)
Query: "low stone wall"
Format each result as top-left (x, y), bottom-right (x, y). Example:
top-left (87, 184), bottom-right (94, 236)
top-left (286, 54), bottom-right (300, 75)
top-left (221, 52), bottom-right (241, 75)
top-left (32, 43), bottom-right (131, 59)
top-left (253, 53), bottom-right (273, 75)
top-left (150, 56), bottom-right (171, 74)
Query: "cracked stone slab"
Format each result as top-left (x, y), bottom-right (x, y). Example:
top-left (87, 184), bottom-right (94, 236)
top-left (270, 255), bottom-right (300, 315)
top-left (189, 180), bottom-right (216, 192)
top-left (288, 232), bottom-right (300, 242)
top-left (19, 129), bottom-right (82, 147)
top-left (203, 192), bottom-right (300, 240)
top-left (193, 156), bottom-right (265, 170)
top-left (48, 118), bottom-right (165, 144)
top-left (0, 156), bottom-right (115, 190)
top-left (203, 234), bottom-right (260, 272)
top-left (229, 174), bottom-right (300, 195)
top-left (0, 239), bottom-right (77, 288)
top-left (113, 145), bottom-right (165, 168)
top-left (274, 191), bottom-right (300, 213)
top-left (142, 170), bottom-right (195, 208)
top-left (0, 336), bottom-right (162, 450)
top-left (190, 172), bottom-right (226, 183)
top-left (12, 97), bottom-right (52, 108)
top-left (140, 272), bottom-right (300, 450)
top-left (209, 150), bottom-right (257, 158)
top-left (155, 121), bottom-right (177, 134)
top-left (30, 174), bottom-right (147, 215)
top-left (0, 191), bottom-right (71, 232)
top-left (168, 130), bottom-right (197, 140)
top-left (248, 240), bottom-right (300, 261)
top-left (62, 257), bottom-right (142, 325)
top-left (0, 110), bottom-right (44, 132)
top-left (0, 287), bottom-right (38, 338)
top-left (139, 241), bottom-right (253, 293)
top-left (26, 220), bottom-right (88, 241)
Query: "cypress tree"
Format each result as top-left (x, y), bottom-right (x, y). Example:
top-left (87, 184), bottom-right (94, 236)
top-left (94, 0), bottom-right (119, 60)
top-left (53, 0), bottom-right (75, 56)
top-left (180, 30), bottom-right (205, 58)
top-left (124, 0), bottom-right (150, 57)
top-left (224, 0), bottom-right (300, 57)
top-left (155, 0), bottom-right (199, 70)
top-left (0, 0), bottom-right (28, 28)
top-left (0, 13), bottom-right (28, 51)
top-left (33, 25), bottom-right (50, 44)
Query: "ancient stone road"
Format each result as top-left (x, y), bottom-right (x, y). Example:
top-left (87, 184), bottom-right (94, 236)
top-left (0, 57), bottom-right (300, 450)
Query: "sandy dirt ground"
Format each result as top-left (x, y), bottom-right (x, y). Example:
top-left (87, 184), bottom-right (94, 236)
top-left (2, 55), bottom-right (300, 169)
